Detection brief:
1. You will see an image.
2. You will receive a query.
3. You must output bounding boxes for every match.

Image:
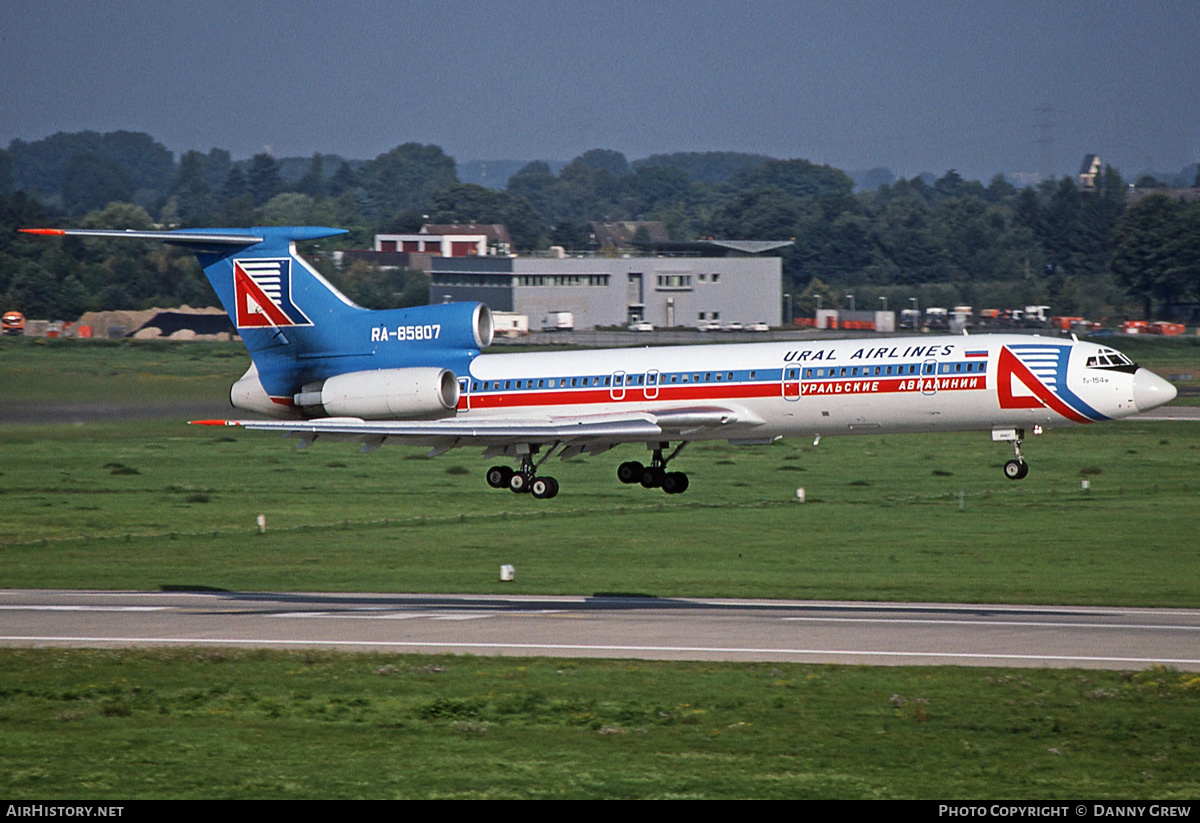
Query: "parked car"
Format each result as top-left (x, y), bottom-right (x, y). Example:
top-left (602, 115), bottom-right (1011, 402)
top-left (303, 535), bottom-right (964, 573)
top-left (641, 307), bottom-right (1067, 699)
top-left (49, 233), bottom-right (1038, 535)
top-left (722, 321), bottom-right (744, 332)
top-left (749, 321), bottom-right (770, 332)
top-left (629, 321), bottom-right (654, 332)
top-left (697, 321), bottom-right (721, 332)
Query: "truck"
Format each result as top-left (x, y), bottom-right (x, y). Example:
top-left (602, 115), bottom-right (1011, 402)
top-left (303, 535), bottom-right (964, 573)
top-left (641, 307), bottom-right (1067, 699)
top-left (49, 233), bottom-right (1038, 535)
top-left (541, 311), bottom-right (574, 332)
top-left (2, 311), bottom-right (26, 336)
top-left (923, 307), bottom-right (948, 330)
top-left (491, 311), bottom-right (530, 338)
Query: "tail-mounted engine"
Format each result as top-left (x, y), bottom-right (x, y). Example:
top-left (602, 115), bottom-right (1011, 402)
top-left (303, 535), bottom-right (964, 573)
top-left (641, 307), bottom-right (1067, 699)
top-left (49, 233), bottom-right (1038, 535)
top-left (293, 367), bottom-right (459, 419)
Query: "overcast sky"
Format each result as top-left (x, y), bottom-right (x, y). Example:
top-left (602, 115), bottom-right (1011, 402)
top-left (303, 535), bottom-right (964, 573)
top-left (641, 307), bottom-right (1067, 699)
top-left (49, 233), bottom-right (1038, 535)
top-left (3, 0), bottom-right (1198, 182)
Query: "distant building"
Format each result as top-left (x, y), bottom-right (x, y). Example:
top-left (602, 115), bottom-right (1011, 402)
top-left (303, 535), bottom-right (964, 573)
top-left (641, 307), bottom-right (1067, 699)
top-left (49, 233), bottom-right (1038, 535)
top-left (1079, 153), bottom-right (1102, 189)
top-left (375, 224), bottom-right (512, 257)
top-left (342, 224), bottom-right (514, 273)
top-left (430, 239), bottom-right (789, 330)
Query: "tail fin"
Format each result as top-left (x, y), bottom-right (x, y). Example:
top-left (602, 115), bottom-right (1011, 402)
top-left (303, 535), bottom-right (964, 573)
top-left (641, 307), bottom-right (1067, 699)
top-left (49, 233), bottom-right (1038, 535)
top-left (22, 226), bottom-right (349, 347)
top-left (22, 226), bottom-right (492, 402)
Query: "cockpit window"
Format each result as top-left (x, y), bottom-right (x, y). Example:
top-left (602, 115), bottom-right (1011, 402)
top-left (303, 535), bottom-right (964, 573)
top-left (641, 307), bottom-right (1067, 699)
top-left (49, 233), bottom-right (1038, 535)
top-left (1087, 349), bottom-right (1137, 372)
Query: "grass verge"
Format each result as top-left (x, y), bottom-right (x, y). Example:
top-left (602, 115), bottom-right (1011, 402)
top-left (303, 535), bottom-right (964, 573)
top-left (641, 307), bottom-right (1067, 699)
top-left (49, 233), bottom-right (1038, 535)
top-left (2, 648), bottom-right (1199, 799)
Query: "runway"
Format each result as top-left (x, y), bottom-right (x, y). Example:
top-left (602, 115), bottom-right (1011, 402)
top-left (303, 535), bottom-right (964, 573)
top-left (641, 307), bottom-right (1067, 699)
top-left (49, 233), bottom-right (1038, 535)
top-left (2, 589), bottom-right (1198, 670)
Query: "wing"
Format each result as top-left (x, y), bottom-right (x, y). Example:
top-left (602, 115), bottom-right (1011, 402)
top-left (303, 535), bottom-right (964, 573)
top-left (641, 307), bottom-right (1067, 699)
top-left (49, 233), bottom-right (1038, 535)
top-left (192, 405), bottom-right (763, 458)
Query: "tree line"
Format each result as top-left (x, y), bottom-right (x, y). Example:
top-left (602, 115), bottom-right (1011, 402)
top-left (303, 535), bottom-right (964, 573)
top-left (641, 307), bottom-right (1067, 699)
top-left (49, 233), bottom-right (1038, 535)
top-left (2, 130), bottom-right (1197, 322)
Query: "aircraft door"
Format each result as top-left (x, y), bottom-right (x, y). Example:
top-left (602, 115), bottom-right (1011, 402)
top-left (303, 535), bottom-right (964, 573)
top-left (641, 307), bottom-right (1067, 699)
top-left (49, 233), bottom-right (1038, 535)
top-left (782, 366), bottom-right (801, 401)
top-left (459, 376), bottom-right (470, 411)
top-left (644, 369), bottom-right (660, 400)
top-left (922, 359), bottom-right (938, 396)
top-left (610, 370), bottom-right (626, 401)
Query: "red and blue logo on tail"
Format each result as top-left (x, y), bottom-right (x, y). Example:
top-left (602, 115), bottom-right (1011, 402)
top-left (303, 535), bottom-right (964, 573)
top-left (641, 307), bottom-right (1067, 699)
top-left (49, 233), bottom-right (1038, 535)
top-left (233, 258), bottom-right (313, 328)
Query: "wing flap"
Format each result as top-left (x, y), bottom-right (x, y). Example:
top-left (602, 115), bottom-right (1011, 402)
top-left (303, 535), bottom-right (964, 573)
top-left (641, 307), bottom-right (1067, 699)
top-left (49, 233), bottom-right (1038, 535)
top-left (191, 403), bottom-right (760, 449)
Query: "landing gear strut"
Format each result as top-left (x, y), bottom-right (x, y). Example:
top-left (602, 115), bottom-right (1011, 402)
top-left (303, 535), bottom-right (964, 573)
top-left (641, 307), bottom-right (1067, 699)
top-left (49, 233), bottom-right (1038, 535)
top-left (617, 442), bottom-right (690, 495)
top-left (485, 446), bottom-right (559, 499)
top-left (997, 429), bottom-right (1029, 480)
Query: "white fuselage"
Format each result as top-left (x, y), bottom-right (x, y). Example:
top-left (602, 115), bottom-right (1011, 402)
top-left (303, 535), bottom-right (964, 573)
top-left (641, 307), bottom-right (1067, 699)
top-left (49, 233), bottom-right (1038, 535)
top-left (457, 334), bottom-right (1167, 441)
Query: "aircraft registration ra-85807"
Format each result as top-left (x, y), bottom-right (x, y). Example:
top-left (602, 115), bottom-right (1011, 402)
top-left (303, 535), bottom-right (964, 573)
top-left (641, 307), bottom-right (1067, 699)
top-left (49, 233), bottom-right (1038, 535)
top-left (25, 225), bottom-right (1178, 500)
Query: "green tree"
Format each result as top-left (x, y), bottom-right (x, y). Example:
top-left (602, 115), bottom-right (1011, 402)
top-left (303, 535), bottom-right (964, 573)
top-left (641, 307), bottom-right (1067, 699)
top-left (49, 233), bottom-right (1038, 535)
top-left (6, 260), bottom-right (59, 317)
top-left (260, 193), bottom-right (317, 226)
top-left (621, 165), bottom-right (695, 217)
top-left (867, 196), bottom-right (949, 284)
top-left (632, 151), bottom-right (770, 184)
top-left (425, 183), bottom-right (547, 250)
top-left (218, 165), bottom-right (248, 203)
top-left (171, 150), bottom-right (213, 225)
top-left (730, 158), bottom-right (854, 200)
top-left (1111, 195), bottom-right (1200, 318)
top-left (61, 154), bottom-right (135, 214)
top-left (296, 153), bottom-right (327, 198)
top-left (572, 149), bottom-right (630, 178)
top-left (246, 153), bottom-right (283, 206)
top-left (357, 143), bottom-right (457, 218)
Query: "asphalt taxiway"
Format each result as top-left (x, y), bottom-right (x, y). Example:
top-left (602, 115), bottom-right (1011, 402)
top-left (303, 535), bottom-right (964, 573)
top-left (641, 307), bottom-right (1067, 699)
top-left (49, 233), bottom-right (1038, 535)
top-left (2, 589), bottom-right (1198, 670)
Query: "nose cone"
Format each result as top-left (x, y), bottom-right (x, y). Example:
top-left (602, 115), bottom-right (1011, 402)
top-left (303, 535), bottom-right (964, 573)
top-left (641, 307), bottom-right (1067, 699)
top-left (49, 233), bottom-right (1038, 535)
top-left (1133, 369), bottom-right (1177, 412)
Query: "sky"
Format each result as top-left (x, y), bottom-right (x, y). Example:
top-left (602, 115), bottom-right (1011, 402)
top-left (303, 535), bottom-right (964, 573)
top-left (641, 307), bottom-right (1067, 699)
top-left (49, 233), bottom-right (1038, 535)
top-left (2, 0), bottom-right (1198, 182)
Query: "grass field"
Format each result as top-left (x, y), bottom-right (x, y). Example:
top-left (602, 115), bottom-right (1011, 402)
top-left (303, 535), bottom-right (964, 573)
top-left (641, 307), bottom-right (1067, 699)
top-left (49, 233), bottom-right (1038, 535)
top-left (2, 336), bottom-right (1199, 798)
top-left (2, 410), bottom-right (1197, 605)
top-left (2, 649), bottom-right (1198, 799)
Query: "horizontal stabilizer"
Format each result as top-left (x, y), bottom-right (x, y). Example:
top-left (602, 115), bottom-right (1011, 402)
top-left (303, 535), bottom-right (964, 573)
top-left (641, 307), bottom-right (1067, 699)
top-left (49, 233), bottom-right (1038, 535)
top-left (20, 226), bottom-right (345, 252)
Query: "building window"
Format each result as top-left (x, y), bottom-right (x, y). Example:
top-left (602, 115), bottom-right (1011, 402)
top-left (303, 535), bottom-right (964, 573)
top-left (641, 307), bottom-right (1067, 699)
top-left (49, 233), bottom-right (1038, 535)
top-left (656, 273), bottom-right (692, 291)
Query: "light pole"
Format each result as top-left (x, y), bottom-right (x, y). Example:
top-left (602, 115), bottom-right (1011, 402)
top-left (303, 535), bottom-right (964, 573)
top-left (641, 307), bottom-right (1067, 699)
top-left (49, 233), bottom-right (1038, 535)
top-left (846, 294), bottom-right (855, 313)
top-left (879, 296), bottom-right (887, 312)
top-left (909, 297), bottom-right (918, 329)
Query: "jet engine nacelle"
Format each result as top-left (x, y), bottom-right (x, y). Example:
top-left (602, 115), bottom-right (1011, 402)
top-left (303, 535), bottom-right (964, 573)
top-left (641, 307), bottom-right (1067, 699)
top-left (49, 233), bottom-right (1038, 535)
top-left (294, 367), bottom-right (459, 419)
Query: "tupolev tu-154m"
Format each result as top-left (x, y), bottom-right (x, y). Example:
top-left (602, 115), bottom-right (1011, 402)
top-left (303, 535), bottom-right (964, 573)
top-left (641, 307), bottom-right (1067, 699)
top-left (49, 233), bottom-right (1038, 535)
top-left (24, 226), bottom-right (1178, 500)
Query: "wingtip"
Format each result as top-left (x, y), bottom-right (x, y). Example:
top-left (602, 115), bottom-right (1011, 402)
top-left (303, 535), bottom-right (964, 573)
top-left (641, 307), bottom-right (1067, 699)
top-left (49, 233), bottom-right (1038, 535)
top-left (189, 419), bottom-right (240, 427)
top-left (20, 228), bottom-right (65, 235)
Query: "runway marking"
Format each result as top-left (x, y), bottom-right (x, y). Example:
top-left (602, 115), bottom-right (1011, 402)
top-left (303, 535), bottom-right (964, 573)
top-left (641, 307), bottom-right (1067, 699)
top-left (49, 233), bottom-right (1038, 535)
top-left (271, 611), bottom-right (494, 621)
top-left (3, 636), bottom-right (1199, 667)
top-left (780, 616), bottom-right (1200, 631)
top-left (270, 610), bottom-right (565, 620)
top-left (0, 605), bottom-right (166, 612)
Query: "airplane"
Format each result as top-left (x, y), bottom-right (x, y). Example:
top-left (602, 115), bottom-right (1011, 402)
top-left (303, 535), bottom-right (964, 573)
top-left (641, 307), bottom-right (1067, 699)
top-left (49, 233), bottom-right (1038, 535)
top-left (23, 225), bottom-right (1178, 500)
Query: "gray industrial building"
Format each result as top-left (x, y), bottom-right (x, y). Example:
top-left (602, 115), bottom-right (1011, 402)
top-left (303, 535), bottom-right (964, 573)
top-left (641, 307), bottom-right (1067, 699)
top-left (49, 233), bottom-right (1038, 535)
top-left (429, 240), bottom-right (788, 329)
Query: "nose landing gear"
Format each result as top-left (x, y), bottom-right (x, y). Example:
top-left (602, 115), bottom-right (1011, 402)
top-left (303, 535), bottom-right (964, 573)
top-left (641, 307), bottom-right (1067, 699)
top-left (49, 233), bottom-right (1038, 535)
top-left (993, 427), bottom-right (1030, 480)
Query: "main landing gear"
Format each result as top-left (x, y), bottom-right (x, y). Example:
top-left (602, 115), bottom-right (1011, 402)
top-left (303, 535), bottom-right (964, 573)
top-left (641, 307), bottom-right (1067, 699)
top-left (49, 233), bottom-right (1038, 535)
top-left (617, 442), bottom-right (690, 495)
top-left (486, 451), bottom-right (559, 499)
top-left (485, 441), bottom-right (692, 500)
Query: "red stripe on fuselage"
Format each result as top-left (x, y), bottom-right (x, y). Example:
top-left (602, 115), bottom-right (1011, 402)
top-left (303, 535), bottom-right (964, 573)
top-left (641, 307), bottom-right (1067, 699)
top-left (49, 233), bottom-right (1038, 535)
top-left (455, 375), bottom-right (987, 411)
top-left (459, 381), bottom-right (779, 411)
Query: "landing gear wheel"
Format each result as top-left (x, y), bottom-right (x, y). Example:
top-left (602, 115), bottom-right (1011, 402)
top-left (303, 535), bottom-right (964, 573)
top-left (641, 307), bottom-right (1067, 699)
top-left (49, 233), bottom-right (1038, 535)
top-left (486, 465), bottom-right (514, 489)
top-left (617, 461), bottom-right (644, 484)
top-left (1003, 459), bottom-right (1029, 480)
top-left (641, 466), bottom-right (666, 488)
top-left (531, 476), bottom-right (559, 500)
top-left (509, 472), bottom-right (532, 493)
top-left (662, 471), bottom-right (690, 495)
